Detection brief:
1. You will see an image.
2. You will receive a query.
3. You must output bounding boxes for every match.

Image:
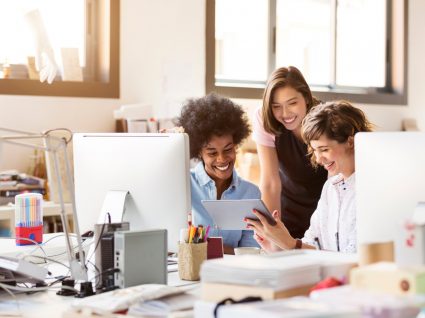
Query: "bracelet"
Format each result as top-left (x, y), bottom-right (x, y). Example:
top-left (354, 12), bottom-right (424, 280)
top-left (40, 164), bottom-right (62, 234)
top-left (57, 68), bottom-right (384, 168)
top-left (293, 238), bottom-right (302, 249)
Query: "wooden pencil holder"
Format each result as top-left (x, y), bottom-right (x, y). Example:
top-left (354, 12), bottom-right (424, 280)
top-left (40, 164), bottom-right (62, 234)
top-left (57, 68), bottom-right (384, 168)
top-left (178, 241), bottom-right (207, 281)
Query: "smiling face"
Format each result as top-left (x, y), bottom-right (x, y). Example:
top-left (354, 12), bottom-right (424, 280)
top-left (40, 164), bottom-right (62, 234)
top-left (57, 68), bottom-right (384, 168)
top-left (310, 134), bottom-right (355, 179)
top-left (200, 134), bottom-right (236, 184)
top-left (271, 86), bottom-right (308, 137)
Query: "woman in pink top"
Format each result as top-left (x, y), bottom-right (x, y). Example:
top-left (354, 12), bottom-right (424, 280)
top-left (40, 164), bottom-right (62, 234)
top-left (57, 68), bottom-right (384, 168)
top-left (252, 66), bottom-right (327, 239)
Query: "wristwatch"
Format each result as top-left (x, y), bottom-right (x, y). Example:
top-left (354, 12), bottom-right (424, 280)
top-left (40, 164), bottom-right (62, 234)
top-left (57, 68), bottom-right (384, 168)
top-left (294, 238), bottom-right (302, 249)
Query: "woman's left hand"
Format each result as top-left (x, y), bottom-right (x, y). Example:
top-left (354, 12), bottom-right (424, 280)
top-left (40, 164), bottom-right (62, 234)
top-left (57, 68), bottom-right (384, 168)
top-left (254, 233), bottom-right (281, 253)
top-left (244, 209), bottom-right (296, 250)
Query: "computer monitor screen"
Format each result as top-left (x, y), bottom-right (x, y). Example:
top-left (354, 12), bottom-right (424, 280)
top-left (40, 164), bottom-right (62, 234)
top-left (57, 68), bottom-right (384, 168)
top-left (73, 133), bottom-right (191, 252)
top-left (355, 132), bottom-right (425, 245)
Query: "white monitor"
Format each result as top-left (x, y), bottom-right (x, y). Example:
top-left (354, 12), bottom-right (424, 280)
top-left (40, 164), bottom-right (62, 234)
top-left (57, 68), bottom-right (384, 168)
top-left (355, 132), bottom-right (425, 245)
top-left (73, 133), bottom-right (191, 252)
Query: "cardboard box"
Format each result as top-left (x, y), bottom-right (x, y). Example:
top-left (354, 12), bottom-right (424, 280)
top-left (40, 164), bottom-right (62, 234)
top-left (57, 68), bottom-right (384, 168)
top-left (350, 262), bottom-right (425, 295)
top-left (201, 282), bottom-right (313, 302)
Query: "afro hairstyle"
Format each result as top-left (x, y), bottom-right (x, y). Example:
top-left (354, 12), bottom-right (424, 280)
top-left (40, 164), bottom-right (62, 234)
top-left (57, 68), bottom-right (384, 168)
top-left (177, 93), bottom-right (251, 159)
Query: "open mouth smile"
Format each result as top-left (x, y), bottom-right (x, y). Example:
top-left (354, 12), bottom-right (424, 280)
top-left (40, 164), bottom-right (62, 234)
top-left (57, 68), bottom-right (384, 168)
top-left (215, 163), bottom-right (230, 171)
top-left (283, 116), bottom-right (296, 124)
top-left (323, 162), bottom-right (335, 170)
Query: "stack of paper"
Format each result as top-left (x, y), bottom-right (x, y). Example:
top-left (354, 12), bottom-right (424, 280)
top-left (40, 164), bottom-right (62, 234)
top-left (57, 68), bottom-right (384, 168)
top-left (200, 251), bottom-right (358, 302)
top-left (200, 253), bottom-right (322, 291)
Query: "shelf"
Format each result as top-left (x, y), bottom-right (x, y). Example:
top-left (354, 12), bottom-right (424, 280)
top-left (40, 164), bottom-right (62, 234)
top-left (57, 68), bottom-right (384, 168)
top-left (0, 202), bottom-right (73, 236)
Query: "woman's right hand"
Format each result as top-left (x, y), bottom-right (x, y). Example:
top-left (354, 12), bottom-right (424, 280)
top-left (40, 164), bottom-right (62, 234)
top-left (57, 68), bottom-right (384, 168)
top-left (245, 209), bottom-right (296, 250)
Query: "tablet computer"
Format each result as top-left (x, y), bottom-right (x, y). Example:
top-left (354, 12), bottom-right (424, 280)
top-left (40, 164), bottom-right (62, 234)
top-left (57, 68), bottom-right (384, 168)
top-left (201, 199), bottom-right (276, 230)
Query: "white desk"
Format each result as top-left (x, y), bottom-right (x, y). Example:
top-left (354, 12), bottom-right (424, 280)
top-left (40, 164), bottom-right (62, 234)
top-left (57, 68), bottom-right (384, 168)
top-left (0, 234), bottom-right (199, 318)
top-left (1, 271), bottom-right (198, 318)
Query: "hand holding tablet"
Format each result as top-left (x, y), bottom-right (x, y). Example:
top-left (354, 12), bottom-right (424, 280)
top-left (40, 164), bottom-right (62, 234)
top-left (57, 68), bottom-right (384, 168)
top-left (201, 199), bottom-right (276, 230)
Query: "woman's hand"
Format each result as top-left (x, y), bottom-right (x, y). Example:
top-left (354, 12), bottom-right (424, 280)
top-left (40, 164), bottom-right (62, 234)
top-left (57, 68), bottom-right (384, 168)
top-left (253, 232), bottom-right (281, 253)
top-left (244, 209), bottom-right (296, 250)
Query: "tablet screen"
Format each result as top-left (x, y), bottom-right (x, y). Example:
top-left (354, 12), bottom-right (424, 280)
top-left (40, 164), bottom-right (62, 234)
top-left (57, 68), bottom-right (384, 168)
top-left (201, 199), bottom-right (276, 230)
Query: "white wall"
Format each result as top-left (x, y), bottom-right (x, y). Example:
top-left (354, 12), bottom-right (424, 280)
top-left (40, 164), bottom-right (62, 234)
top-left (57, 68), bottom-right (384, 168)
top-left (120, 0), bottom-right (205, 117)
top-left (0, 0), bottom-right (424, 171)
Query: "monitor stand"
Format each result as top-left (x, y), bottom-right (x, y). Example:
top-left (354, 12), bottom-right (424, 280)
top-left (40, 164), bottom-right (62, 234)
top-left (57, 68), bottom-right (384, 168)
top-left (98, 190), bottom-right (129, 224)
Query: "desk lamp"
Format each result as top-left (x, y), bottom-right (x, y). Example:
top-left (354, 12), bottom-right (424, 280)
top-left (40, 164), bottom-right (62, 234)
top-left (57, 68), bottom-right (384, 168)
top-left (0, 127), bottom-right (87, 282)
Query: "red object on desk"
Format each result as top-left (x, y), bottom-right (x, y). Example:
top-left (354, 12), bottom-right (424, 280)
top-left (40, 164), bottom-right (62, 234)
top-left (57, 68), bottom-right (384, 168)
top-left (207, 237), bottom-right (224, 259)
top-left (310, 277), bottom-right (343, 293)
top-left (15, 225), bottom-right (43, 245)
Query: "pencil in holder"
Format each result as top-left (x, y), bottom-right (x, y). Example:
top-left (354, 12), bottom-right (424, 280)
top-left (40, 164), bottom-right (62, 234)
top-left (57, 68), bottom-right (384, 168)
top-left (178, 241), bottom-right (207, 281)
top-left (15, 193), bottom-right (43, 246)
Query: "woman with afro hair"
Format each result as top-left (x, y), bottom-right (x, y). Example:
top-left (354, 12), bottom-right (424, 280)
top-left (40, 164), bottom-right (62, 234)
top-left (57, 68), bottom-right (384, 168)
top-left (177, 93), bottom-right (261, 254)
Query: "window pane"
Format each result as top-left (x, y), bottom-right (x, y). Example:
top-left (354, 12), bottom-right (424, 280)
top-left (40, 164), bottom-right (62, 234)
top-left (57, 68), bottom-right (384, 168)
top-left (0, 0), bottom-right (85, 75)
top-left (215, 0), bottom-right (268, 84)
top-left (336, 0), bottom-right (386, 87)
top-left (276, 0), bottom-right (332, 86)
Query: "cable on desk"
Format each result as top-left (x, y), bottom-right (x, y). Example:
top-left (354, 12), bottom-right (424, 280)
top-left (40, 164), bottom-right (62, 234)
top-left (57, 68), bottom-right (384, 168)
top-left (85, 217), bottom-right (108, 267)
top-left (213, 296), bottom-right (263, 318)
top-left (90, 267), bottom-right (119, 283)
top-left (0, 282), bottom-right (78, 294)
top-left (22, 254), bottom-right (70, 270)
top-left (86, 259), bottom-right (101, 276)
top-left (47, 275), bottom-right (71, 287)
top-left (33, 232), bottom-right (77, 248)
top-left (28, 235), bottom-right (94, 259)
top-left (0, 236), bottom-right (48, 259)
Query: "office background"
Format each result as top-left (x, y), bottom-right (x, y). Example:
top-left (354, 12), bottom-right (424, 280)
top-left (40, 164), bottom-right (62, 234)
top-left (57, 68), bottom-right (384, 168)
top-left (0, 0), bottom-right (423, 173)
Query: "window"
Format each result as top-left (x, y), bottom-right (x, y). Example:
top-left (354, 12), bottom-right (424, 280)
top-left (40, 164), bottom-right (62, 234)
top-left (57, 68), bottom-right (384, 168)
top-left (0, 0), bottom-right (119, 98)
top-left (206, 0), bottom-right (407, 105)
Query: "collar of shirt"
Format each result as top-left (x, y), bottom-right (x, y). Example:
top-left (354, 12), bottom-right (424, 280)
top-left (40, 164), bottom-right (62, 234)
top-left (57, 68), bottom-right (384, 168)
top-left (193, 161), bottom-right (241, 189)
top-left (331, 172), bottom-right (355, 189)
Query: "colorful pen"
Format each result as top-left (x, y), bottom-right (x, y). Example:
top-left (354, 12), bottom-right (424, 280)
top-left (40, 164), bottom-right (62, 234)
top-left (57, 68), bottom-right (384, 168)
top-left (204, 225), bottom-right (210, 242)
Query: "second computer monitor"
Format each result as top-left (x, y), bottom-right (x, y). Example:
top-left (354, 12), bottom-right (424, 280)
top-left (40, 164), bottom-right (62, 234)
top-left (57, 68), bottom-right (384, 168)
top-left (73, 133), bottom-right (191, 252)
top-left (355, 132), bottom-right (425, 246)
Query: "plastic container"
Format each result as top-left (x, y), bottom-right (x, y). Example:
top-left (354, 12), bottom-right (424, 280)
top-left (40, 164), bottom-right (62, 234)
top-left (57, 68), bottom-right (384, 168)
top-left (15, 193), bottom-right (43, 245)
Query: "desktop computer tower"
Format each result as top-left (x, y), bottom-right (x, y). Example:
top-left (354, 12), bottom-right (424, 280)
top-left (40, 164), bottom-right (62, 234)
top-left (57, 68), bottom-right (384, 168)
top-left (94, 222), bottom-right (129, 290)
top-left (114, 229), bottom-right (167, 288)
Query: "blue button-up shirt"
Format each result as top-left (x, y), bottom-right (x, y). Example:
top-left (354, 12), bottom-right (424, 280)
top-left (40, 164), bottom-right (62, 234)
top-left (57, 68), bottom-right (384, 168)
top-left (191, 161), bottom-right (261, 248)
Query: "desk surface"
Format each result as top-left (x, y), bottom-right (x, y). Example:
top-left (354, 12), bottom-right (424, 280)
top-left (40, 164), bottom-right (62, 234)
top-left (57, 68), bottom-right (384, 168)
top-left (0, 234), bottom-right (199, 318)
top-left (1, 271), bottom-right (197, 318)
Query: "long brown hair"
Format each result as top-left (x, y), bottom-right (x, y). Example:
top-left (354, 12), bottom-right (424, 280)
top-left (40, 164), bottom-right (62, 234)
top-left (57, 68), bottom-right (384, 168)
top-left (262, 66), bottom-right (319, 135)
top-left (301, 101), bottom-right (374, 167)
